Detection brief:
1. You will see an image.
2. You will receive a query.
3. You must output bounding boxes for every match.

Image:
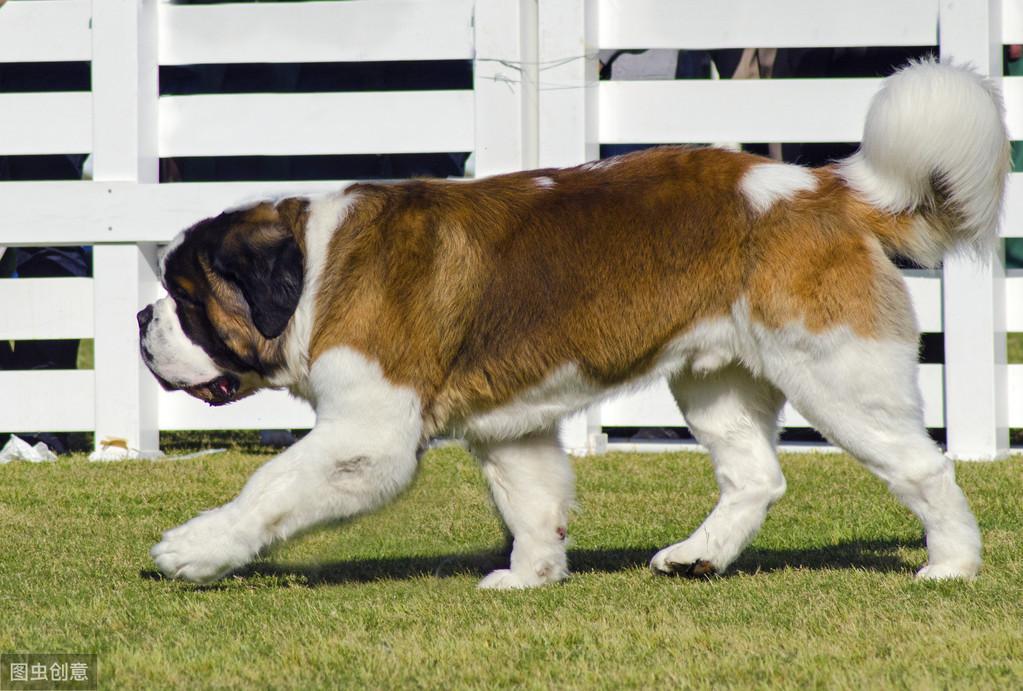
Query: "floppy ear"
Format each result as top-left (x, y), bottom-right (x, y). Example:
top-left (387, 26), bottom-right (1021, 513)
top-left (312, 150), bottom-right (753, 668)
top-left (213, 223), bottom-right (305, 340)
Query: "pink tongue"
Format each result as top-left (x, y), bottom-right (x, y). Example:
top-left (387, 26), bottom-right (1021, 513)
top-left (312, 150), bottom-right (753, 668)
top-left (215, 377), bottom-right (232, 397)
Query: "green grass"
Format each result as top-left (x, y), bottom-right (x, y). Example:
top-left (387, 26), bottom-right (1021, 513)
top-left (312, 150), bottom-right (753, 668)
top-left (76, 338), bottom-right (93, 371)
top-left (1008, 332), bottom-right (1023, 364)
top-left (1, 448), bottom-right (1021, 689)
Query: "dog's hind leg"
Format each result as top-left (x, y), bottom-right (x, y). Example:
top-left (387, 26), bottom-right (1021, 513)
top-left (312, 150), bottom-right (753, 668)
top-left (651, 364), bottom-right (786, 577)
top-left (472, 428), bottom-right (575, 589)
top-left (759, 330), bottom-right (981, 579)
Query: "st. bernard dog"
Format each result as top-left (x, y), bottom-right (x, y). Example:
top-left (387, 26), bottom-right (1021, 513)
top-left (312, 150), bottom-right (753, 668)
top-left (140, 60), bottom-right (1008, 587)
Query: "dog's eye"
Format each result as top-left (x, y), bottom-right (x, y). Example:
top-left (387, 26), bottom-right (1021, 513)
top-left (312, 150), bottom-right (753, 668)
top-left (169, 284), bottom-right (199, 306)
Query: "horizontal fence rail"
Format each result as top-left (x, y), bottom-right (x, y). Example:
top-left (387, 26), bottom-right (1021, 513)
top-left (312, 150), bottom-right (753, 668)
top-left (600, 365), bottom-right (948, 428)
top-left (598, 0), bottom-right (940, 49)
top-left (0, 93), bottom-right (92, 155)
top-left (159, 91), bottom-right (475, 157)
top-left (158, 0), bottom-right (476, 65)
top-left (0, 0), bottom-right (92, 63)
top-left (0, 278), bottom-right (94, 340)
top-left (600, 79), bottom-right (882, 144)
top-left (0, 371), bottom-right (95, 432)
top-left (1004, 77), bottom-right (1023, 139)
top-left (0, 181), bottom-right (354, 245)
top-left (0, 0), bottom-right (1019, 458)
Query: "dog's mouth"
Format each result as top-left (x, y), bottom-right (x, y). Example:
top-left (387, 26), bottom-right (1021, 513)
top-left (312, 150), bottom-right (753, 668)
top-left (185, 374), bottom-right (241, 406)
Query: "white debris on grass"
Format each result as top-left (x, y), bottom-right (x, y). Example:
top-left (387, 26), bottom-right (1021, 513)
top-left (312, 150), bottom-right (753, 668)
top-left (0, 435), bottom-right (57, 463)
top-left (88, 437), bottom-right (227, 462)
top-left (89, 437), bottom-right (164, 461)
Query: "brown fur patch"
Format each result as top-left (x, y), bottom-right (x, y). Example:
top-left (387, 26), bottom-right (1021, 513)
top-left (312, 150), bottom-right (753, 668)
top-left (311, 148), bottom-right (754, 426)
top-left (744, 168), bottom-right (917, 341)
top-left (306, 147), bottom-right (919, 433)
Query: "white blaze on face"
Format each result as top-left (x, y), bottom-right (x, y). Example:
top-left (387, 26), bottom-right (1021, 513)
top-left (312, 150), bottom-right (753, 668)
top-left (158, 230), bottom-right (188, 280)
top-left (141, 296), bottom-right (224, 388)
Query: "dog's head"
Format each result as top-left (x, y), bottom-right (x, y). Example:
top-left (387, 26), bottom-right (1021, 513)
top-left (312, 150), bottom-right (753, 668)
top-left (138, 198), bottom-right (308, 405)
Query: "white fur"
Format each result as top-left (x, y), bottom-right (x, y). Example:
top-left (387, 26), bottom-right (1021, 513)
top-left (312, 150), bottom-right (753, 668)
top-left (838, 59), bottom-right (1010, 264)
top-left (474, 429), bottom-right (575, 589)
top-left (150, 281), bottom-right (981, 584)
top-left (739, 162), bottom-right (817, 215)
top-left (462, 318), bottom-right (742, 443)
top-left (463, 364), bottom-right (599, 442)
top-left (464, 301), bottom-right (979, 583)
top-left (647, 311), bottom-right (979, 579)
top-left (152, 347), bottom-right (423, 583)
top-left (534, 176), bottom-right (556, 189)
top-left (140, 296), bottom-right (222, 387)
top-left (157, 232), bottom-right (186, 279)
top-left (580, 158), bottom-right (621, 171)
top-left (750, 319), bottom-right (980, 579)
top-left (269, 190), bottom-right (358, 399)
top-left (651, 365), bottom-right (786, 575)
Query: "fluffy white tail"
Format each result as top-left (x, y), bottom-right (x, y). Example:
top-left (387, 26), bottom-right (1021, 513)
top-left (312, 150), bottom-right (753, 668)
top-left (839, 59), bottom-right (1010, 267)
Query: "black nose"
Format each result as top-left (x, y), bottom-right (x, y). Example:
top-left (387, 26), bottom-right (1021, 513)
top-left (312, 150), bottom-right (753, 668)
top-left (137, 305), bottom-right (154, 330)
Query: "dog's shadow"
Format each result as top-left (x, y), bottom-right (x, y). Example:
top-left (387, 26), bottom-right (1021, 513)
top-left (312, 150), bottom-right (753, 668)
top-left (140, 537), bottom-right (920, 587)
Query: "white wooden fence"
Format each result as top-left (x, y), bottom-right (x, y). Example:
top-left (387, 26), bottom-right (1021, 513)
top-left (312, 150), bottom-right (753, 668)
top-left (0, 0), bottom-right (1020, 459)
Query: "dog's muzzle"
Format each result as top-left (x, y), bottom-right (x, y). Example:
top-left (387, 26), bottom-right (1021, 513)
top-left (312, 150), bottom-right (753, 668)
top-left (137, 303), bottom-right (241, 405)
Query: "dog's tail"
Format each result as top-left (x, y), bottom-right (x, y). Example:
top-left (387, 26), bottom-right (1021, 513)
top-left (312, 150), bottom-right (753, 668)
top-left (838, 58), bottom-right (1010, 267)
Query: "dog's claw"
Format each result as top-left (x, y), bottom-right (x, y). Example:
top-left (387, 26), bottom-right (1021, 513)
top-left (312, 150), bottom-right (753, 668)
top-left (652, 557), bottom-right (717, 579)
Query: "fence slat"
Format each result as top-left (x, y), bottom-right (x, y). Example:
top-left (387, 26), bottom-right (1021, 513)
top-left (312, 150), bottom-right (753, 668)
top-left (473, 0), bottom-right (538, 176)
top-left (599, 0), bottom-right (939, 50)
top-left (159, 91), bottom-right (474, 157)
top-left (600, 79), bottom-right (881, 144)
top-left (1003, 173), bottom-right (1023, 238)
top-left (90, 0), bottom-right (160, 453)
top-left (538, 0), bottom-right (599, 168)
top-left (0, 371), bottom-right (94, 432)
top-left (158, 0), bottom-right (474, 65)
top-left (0, 0), bottom-right (92, 63)
top-left (940, 0), bottom-right (1008, 461)
top-left (600, 365), bottom-right (947, 429)
top-left (905, 270), bottom-right (943, 333)
top-left (1010, 364), bottom-right (1023, 427)
top-left (0, 278), bottom-right (93, 340)
top-left (159, 389), bottom-right (315, 431)
top-left (0, 93), bottom-right (92, 155)
top-left (0, 181), bottom-right (352, 245)
top-left (1005, 0), bottom-right (1023, 43)
top-left (1002, 77), bottom-right (1023, 141)
top-left (1006, 272), bottom-right (1023, 332)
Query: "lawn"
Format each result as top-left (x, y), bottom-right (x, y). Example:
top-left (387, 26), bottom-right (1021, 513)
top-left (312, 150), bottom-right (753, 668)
top-left (0, 446), bottom-right (1020, 689)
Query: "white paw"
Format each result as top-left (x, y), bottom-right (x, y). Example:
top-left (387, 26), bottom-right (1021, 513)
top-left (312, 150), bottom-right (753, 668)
top-left (477, 565), bottom-right (567, 590)
top-left (650, 541), bottom-right (720, 577)
top-left (478, 569), bottom-right (534, 590)
top-left (915, 562), bottom-right (980, 581)
top-left (151, 505), bottom-right (258, 583)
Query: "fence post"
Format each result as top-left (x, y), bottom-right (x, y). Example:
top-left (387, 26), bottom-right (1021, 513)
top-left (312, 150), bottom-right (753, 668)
top-left (536, 0), bottom-right (603, 454)
top-left (537, 0), bottom-right (598, 168)
top-left (939, 0), bottom-right (1008, 460)
top-left (90, 0), bottom-right (161, 452)
top-left (473, 0), bottom-right (538, 176)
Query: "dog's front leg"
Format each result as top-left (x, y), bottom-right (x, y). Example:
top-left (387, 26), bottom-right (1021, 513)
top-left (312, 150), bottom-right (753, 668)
top-left (151, 348), bottom-right (423, 583)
